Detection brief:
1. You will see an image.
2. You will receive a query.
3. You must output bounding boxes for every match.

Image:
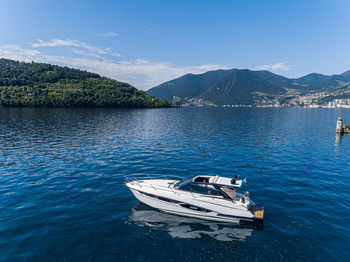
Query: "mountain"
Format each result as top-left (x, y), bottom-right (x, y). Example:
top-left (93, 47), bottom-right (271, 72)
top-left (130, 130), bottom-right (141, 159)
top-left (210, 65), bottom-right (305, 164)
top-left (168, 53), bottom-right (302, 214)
top-left (148, 68), bottom-right (350, 107)
top-left (0, 58), bottom-right (171, 108)
top-left (340, 70), bottom-right (350, 78)
top-left (294, 72), bottom-right (350, 91)
top-left (149, 69), bottom-right (292, 105)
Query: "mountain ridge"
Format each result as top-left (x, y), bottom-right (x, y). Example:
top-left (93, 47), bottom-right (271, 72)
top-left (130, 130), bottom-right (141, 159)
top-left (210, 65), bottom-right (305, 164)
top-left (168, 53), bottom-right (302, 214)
top-left (148, 68), bottom-right (350, 107)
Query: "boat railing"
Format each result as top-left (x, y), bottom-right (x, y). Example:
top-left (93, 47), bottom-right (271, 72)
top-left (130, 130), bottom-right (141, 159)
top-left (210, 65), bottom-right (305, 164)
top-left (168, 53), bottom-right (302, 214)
top-left (124, 174), bottom-right (186, 183)
top-left (125, 174), bottom-right (222, 200)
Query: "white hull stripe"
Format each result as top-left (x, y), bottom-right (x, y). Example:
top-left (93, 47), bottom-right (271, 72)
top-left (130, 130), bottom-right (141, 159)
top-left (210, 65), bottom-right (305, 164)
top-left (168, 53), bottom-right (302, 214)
top-left (133, 188), bottom-right (256, 222)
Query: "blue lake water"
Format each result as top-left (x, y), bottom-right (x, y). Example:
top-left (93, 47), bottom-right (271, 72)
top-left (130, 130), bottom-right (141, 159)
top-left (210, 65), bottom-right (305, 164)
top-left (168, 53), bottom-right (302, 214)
top-left (1, 107), bottom-right (350, 261)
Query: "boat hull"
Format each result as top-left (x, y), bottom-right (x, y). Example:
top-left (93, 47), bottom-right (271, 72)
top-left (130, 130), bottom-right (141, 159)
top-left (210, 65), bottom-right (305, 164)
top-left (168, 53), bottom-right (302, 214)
top-left (129, 187), bottom-right (257, 224)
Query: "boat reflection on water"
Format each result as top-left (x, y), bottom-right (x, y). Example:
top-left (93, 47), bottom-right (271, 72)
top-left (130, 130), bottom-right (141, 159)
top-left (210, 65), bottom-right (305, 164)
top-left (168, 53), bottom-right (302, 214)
top-left (128, 203), bottom-right (259, 242)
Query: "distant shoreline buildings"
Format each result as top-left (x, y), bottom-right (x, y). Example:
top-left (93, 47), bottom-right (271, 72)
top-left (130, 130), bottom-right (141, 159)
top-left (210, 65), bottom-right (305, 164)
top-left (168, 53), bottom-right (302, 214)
top-left (219, 99), bottom-right (350, 108)
top-left (327, 99), bottom-right (350, 108)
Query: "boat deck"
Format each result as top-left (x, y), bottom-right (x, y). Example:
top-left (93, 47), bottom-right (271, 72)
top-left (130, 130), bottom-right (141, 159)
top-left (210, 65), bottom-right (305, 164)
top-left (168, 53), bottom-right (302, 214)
top-left (249, 205), bottom-right (264, 219)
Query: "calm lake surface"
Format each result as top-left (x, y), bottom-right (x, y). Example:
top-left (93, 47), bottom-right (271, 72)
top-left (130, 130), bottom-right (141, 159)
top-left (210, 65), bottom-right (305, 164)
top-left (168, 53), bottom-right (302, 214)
top-left (1, 107), bottom-right (350, 261)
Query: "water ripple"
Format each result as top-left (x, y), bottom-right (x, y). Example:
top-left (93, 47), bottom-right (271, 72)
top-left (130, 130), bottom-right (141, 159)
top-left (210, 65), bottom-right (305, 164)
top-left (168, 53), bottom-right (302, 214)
top-left (1, 107), bottom-right (350, 261)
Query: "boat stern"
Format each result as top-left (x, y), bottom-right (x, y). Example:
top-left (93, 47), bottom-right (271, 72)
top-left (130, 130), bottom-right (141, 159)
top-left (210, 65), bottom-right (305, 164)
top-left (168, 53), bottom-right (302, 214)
top-left (248, 205), bottom-right (264, 225)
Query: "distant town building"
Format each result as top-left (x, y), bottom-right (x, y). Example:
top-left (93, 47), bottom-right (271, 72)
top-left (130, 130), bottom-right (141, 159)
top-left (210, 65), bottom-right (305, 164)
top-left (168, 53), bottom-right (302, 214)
top-left (328, 99), bottom-right (350, 108)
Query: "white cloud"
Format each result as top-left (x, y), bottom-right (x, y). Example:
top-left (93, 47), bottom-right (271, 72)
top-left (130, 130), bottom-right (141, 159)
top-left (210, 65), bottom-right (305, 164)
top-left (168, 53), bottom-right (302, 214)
top-left (101, 32), bottom-right (119, 37)
top-left (0, 41), bottom-right (226, 90)
top-left (147, 28), bottom-right (159, 35)
top-left (253, 62), bottom-right (291, 71)
top-left (0, 44), bottom-right (42, 61)
top-left (30, 38), bottom-right (80, 48)
top-left (72, 49), bottom-right (102, 58)
top-left (30, 38), bottom-right (112, 55)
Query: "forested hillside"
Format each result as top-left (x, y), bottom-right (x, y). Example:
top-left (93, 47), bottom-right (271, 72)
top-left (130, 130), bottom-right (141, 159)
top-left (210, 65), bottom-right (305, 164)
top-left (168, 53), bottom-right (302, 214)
top-left (0, 59), bottom-right (171, 108)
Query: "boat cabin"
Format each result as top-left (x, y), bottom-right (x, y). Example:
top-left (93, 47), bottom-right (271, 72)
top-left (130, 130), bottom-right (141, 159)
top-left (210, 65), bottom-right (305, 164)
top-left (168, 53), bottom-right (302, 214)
top-left (176, 175), bottom-right (242, 188)
top-left (174, 175), bottom-right (243, 200)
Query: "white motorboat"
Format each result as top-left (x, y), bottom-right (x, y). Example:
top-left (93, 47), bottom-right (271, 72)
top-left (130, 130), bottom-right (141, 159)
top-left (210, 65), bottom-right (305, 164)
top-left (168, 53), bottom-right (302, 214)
top-left (125, 174), bottom-right (264, 225)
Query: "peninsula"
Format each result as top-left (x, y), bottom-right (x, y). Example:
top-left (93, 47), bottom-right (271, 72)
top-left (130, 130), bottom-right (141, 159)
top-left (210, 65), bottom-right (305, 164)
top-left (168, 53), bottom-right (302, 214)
top-left (0, 59), bottom-right (171, 108)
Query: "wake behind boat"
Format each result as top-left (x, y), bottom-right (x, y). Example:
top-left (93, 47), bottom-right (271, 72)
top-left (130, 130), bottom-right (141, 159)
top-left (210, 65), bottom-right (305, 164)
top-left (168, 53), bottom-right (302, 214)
top-left (125, 174), bottom-right (264, 225)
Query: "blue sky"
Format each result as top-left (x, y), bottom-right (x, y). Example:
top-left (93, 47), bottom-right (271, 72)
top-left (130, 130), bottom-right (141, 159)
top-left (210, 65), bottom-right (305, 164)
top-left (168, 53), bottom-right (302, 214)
top-left (1, 0), bottom-right (350, 90)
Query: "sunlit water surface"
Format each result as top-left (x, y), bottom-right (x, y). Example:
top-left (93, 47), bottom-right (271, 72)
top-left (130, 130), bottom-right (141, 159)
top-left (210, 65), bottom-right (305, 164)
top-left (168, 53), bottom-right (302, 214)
top-left (1, 107), bottom-right (350, 261)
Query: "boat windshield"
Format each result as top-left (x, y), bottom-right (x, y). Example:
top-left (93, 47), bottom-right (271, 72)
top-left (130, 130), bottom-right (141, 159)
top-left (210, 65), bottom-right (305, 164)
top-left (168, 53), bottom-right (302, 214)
top-left (179, 183), bottom-right (229, 199)
top-left (174, 177), bottom-right (195, 189)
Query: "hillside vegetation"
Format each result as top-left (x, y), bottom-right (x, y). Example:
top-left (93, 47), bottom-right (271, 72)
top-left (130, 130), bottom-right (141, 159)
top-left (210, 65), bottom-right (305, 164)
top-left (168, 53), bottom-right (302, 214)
top-left (0, 58), bottom-right (171, 108)
top-left (148, 68), bottom-right (350, 107)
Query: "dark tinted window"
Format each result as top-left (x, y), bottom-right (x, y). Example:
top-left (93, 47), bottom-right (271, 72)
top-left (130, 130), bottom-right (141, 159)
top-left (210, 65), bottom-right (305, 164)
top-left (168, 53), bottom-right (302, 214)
top-left (194, 177), bottom-right (209, 183)
top-left (179, 203), bottom-right (211, 212)
top-left (180, 184), bottom-right (224, 196)
top-left (138, 191), bottom-right (182, 204)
